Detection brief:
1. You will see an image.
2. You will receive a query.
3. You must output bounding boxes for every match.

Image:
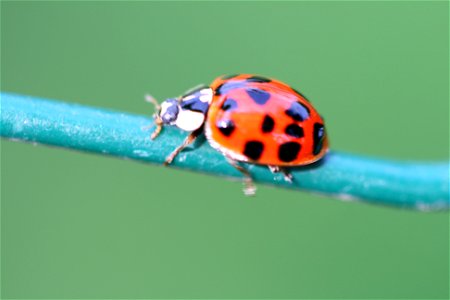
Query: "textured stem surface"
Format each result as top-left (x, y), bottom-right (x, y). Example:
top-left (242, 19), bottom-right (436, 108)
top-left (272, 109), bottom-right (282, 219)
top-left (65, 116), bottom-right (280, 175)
top-left (1, 92), bottom-right (448, 210)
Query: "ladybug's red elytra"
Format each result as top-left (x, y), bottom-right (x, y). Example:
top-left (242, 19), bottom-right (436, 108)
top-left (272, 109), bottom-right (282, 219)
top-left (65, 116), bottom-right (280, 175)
top-left (147, 74), bottom-right (329, 195)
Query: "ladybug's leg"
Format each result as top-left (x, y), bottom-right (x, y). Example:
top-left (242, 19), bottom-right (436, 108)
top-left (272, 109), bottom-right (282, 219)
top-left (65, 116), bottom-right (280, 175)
top-left (163, 128), bottom-right (202, 166)
top-left (145, 94), bottom-right (164, 140)
top-left (268, 165), bottom-right (280, 173)
top-left (280, 168), bottom-right (293, 183)
top-left (268, 165), bottom-right (293, 183)
top-left (226, 158), bottom-right (256, 196)
top-left (150, 118), bottom-right (163, 140)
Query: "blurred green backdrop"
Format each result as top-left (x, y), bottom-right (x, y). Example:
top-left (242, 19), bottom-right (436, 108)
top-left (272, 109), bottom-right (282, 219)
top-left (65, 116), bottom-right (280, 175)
top-left (1, 1), bottom-right (449, 299)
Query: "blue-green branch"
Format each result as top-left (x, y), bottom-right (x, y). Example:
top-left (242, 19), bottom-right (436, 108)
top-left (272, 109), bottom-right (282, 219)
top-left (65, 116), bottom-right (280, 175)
top-left (1, 92), bottom-right (448, 210)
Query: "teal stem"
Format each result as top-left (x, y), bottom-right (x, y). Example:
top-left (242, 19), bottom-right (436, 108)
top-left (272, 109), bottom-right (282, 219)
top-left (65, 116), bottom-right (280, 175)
top-left (1, 92), bottom-right (448, 210)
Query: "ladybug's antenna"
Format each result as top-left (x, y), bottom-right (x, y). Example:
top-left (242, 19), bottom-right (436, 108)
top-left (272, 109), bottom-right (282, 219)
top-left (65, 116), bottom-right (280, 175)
top-left (145, 94), bottom-right (163, 140)
top-left (145, 94), bottom-right (161, 111)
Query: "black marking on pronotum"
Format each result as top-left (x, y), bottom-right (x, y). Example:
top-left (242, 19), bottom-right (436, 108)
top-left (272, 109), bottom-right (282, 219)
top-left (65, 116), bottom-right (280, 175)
top-left (285, 101), bottom-right (310, 121)
top-left (246, 88), bottom-right (270, 105)
top-left (216, 119), bottom-right (235, 137)
top-left (180, 97), bottom-right (209, 114)
top-left (313, 123), bottom-right (325, 155)
top-left (285, 124), bottom-right (304, 138)
top-left (246, 76), bottom-right (271, 83)
top-left (221, 98), bottom-right (238, 111)
top-left (222, 74), bottom-right (239, 79)
top-left (278, 142), bottom-right (301, 162)
top-left (261, 115), bottom-right (275, 133)
top-left (243, 141), bottom-right (264, 161)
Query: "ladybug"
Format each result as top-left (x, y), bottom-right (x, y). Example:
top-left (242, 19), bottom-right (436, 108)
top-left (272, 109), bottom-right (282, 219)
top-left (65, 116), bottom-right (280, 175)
top-left (147, 74), bottom-right (328, 195)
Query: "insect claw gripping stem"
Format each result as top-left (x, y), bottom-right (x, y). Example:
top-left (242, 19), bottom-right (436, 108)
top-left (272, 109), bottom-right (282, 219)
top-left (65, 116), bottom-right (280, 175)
top-left (282, 171), bottom-right (293, 183)
top-left (150, 118), bottom-right (163, 140)
top-left (1, 93), bottom-right (449, 210)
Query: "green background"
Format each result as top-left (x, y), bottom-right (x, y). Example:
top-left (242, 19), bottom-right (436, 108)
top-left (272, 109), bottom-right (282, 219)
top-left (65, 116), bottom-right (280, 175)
top-left (1, 1), bottom-right (449, 299)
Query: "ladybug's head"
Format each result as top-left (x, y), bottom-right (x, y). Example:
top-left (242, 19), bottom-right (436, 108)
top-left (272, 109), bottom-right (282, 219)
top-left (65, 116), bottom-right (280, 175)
top-left (159, 98), bottom-right (179, 125)
top-left (146, 87), bottom-right (213, 140)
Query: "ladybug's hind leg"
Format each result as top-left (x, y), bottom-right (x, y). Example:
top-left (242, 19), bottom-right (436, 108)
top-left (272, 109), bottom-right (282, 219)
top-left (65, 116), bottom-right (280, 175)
top-left (164, 128), bottom-right (202, 166)
top-left (226, 158), bottom-right (256, 196)
top-left (268, 166), bottom-right (293, 183)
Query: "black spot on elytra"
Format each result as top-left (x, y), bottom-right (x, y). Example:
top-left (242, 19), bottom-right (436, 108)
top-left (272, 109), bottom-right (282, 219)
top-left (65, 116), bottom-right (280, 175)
top-left (216, 119), bottom-right (235, 137)
top-left (221, 98), bottom-right (238, 111)
top-left (285, 101), bottom-right (310, 121)
top-left (222, 74), bottom-right (239, 79)
top-left (261, 115), bottom-right (275, 133)
top-left (246, 88), bottom-right (270, 105)
top-left (285, 124), bottom-right (304, 138)
top-left (215, 82), bottom-right (243, 96)
top-left (278, 142), bottom-right (301, 162)
top-left (246, 75), bottom-right (271, 83)
top-left (243, 141), bottom-right (264, 161)
top-left (180, 97), bottom-right (209, 114)
top-left (313, 123), bottom-right (325, 155)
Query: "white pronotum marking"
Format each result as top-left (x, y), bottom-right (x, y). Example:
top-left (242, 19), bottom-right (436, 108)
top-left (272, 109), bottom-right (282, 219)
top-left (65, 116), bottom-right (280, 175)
top-left (175, 109), bottom-right (205, 131)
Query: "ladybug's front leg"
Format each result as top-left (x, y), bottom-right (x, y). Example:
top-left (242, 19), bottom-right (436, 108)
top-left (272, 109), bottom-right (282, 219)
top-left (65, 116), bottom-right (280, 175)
top-left (163, 128), bottom-right (202, 166)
